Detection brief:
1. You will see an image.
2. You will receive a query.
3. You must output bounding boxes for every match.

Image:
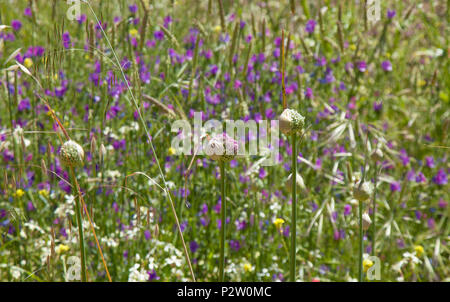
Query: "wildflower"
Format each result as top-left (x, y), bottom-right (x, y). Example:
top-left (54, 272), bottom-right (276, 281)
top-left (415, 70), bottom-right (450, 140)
top-left (60, 140), bottom-right (85, 167)
top-left (129, 28), bottom-right (139, 37)
top-left (39, 189), bottom-right (49, 198)
top-left (24, 58), bottom-right (33, 68)
top-left (381, 60), bottom-right (392, 72)
top-left (243, 263), bottom-right (253, 273)
top-left (11, 20), bottom-right (22, 31)
top-left (55, 244), bottom-right (70, 254)
top-left (432, 169), bottom-right (447, 185)
top-left (279, 108), bottom-right (305, 136)
top-left (363, 258), bottom-right (374, 273)
top-left (205, 133), bottom-right (238, 162)
top-left (362, 212), bottom-right (372, 231)
top-left (353, 182), bottom-right (373, 202)
top-left (414, 245), bottom-right (424, 257)
top-left (305, 20), bottom-right (316, 34)
top-left (274, 218), bottom-right (285, 230)
top-left (168, 147), bottom-right (176, 156)
top-left (387, 10), bottom-right (396, 19)
top-left (13, 189), bottom-right (25, 198)
top-left (390, 181), bottom-right (401, 192)
top-left (213, 25), bottom-right (222, 33)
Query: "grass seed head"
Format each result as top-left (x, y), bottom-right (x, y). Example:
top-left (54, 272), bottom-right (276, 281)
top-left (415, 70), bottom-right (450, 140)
top-left (353, 181), bottom-right (373, 202)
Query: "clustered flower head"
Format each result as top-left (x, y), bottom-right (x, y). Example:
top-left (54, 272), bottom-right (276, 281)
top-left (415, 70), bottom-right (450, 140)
top-left (279, 108), bottom-right (305, 136)
top-left (59, 140), bottom-right (85, 167)
top-left (205, 133), bottom-right (238, 162)
top-left (353, 181), bottom-right (374, 202)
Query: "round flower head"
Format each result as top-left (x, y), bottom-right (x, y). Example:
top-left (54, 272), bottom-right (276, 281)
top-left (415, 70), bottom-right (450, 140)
top-left (353, 181), bottom-right (373, 202)
top-left (205, 133), bottom-right (238, 163)
top-left (60, 140), bottom-right (85, 167)
top-left (279, 108), bottom-right (305, 136)
top-left (362, 212), bottom-right (372, 231)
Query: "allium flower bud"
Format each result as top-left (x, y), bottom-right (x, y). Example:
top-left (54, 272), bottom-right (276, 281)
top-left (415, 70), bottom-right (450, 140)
top-left (362, 212), bottom-right (372, 231)
top-left (60, 140), bottom-right (84, 167)
top-left (279, 108), bottom-right (305, 136)
top-left (370, 148), bottom-right (383, 162)
top-left (353, 181), bottom-right (373, 202)
top-left (205, 133), bottom-right (238, 163)
top-left (286, 172), bottom-right (305, 192)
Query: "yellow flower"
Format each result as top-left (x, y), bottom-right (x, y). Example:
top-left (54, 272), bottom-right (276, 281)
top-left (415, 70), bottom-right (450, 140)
top-left (168, 147), bottom-right (176, 156)
top-left (56, 244), bottom-right (70, 254)
top-left (129, 28), bottom-right (139, 37)
top-left (13, 189), bottom-right (25, 198)
top-left (243, 263), bottom-right (252, 273)
top-left (274, 218), bottom-right (285, 230)
top-left (39, 189), bottom-right (49, 198)
top-left (213, 25), bottom-right (222, 33)
top-left (414, 245), bottom-right (424, 257)
top-left (363, 259), bottom-right (373, 273)
top-left (24, 58), bottom-right (33, 68)
top-left (349, 44), bottom-right (356, 51)
top-left (417, 79), bottom-right (426, 87)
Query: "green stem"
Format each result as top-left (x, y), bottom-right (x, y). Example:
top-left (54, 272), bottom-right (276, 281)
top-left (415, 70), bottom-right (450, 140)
top-left (70, 167), bottom-right (87, 282)
top-left (372, 162), bottom-right (378, 256)
top-left (290, 133), bottom-right (297, 282)
top-left (219, 162), bottom-right (226, 281)
top-left (359, 201), bottom-right (364, 282)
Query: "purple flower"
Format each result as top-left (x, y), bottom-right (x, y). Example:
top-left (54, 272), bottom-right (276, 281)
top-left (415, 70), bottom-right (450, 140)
top-left (387, 10), bottom-right (396, 19)
top-left (154, 30), bottom-right (164, 40)
top-left (357, 61), bottom-right (367, 72)
top-left (62, 32), bottom-right (71, 49)
top-left (229, 239), bottom-right (241, 252)
top-left (399, 149), bottom-right (410, 166)
top-left (381, 60), bottom-right (392, 72)
top-left (432, 169), bottom-right (448, 185)
top-left (415, 172), bottom-right (427, 183)
top-left (129, 4), bottom-right (138, 14)
top-left (344, 204), bottom-right (352, 216)
top-left (11, 20), bottom-right (22, 31)
top-left (305, 20), bottom-right (316, 34)
top-left (425, 156), bottom-right (435, 168)
top-left (24, 7), bottom-right (32, 17)
top-left (390, 181), bottom-right (401, 192)
top-left (18, 98), bottom-right (31, 111)
top-left (305, 87), bottom-right (313, 99)
top-left (144, 230), bottom-right (151, 240)
top-left (190, 241), bottom-right (199, 253)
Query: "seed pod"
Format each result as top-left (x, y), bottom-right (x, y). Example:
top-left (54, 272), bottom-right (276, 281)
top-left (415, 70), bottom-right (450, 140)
top-left (279, 108), bottom-right (305, 136)
top-left (205, 133), bottom-right (238, 163)
top-left (362, 212), bottom-right (372, 231)
top-left (353, 181), bottom-right (373, 202)
top-left (60, 140), bottom-right (84, 167)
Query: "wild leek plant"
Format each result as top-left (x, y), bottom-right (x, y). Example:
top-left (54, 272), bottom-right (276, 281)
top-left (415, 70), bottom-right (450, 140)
top-left (205, 133), bottom-right (238, 281)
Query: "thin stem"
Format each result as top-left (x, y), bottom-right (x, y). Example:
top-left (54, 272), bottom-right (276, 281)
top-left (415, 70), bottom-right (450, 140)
top-left (69, 168), bottom-right (87, 282)
top-left (290, 133), bottom-right (297, 282)
top-left (372, 162), bottom-right (378, 256)
top-left (359, 201), bottom-right (364, 282)
top-left (219, 162), bottom-right (226, 281)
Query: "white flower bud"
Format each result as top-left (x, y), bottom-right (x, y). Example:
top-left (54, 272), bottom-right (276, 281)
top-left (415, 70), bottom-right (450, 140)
top-left (279, 108), bottom-right (305, 136)
top-left (362, 212), bottom-right (372, 231)
top-left (286, 172), bottom-right (305, 192)
top-left (60, 140), bottom-right (84, 167)
top-left (370, 148), bottom-right (383, 162)
top-left (353, 181), bottom-right (373, 202)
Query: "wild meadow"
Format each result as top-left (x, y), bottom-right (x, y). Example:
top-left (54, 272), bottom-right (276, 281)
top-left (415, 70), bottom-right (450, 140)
top-left (0, 0), bottom-right (448, 282)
